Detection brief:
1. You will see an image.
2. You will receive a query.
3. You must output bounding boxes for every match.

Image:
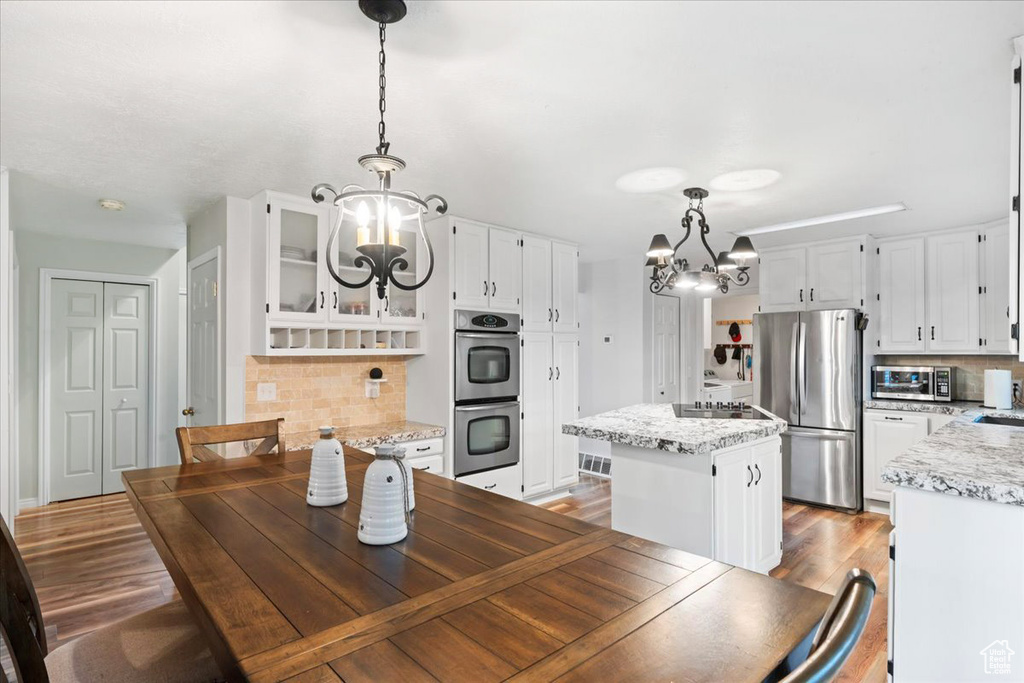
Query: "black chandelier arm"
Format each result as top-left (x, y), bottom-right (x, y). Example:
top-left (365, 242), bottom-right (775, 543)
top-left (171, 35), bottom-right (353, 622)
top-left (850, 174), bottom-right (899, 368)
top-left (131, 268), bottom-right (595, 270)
top-left (324, 220), bottom-right (376, 290)
top-left (671, 220), bottom-right (691, 254)
top-left (387, 223), bottom-right (435, 291)
top-left (311, 183), bottom-right (340, 204)
top-left (424, 194), bottom-right (448, 216)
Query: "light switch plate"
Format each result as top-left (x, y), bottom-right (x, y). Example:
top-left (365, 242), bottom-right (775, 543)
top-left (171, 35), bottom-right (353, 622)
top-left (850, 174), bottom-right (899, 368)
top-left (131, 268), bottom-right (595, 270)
top-left (256, 382), bottom-right (276, 402)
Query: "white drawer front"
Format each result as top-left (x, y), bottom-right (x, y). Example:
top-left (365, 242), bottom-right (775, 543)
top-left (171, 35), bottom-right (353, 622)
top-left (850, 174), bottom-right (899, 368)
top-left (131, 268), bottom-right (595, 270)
top-left (401, 437), bottom-right (444, 457)
top-left (456, 463), bottom-right (522, 500)
top-left (408, 454), bottom-right (444, 476)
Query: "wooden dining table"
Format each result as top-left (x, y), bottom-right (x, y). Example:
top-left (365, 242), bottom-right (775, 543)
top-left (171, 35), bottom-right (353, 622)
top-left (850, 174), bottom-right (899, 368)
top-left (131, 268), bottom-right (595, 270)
top-left (123, 446), bottom-right (831, 682)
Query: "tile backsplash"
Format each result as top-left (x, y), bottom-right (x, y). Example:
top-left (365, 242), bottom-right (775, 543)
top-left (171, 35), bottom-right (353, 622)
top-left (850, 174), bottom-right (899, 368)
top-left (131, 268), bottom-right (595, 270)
top-left (245, 356), bottom-right (406, 435)
top-left (876, 355), bottom-right (1024, 401)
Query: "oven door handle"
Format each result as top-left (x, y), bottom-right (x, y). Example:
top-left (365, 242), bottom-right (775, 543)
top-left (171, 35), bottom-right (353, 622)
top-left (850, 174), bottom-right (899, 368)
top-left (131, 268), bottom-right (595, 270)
top-left (455, 401), bottom-right (520, 412)
top-left (456, 332), bottom-right (518, 340)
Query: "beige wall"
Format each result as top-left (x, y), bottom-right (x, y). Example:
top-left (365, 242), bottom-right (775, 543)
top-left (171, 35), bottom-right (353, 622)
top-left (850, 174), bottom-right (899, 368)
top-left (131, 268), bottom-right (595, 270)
top-left (245, 356), bottom-right (406, 434)
top-left (876, 355), bottom-right (1024, 401)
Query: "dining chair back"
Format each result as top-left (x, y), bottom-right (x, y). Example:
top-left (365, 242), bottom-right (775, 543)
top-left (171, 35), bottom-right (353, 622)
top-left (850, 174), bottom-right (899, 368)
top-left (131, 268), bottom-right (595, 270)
top-left (781, 568), bottom-right (877, 683)
top-left (0, 515), bottom-right (49, 682)
top-left (176, 418), bottom-right (286, 464)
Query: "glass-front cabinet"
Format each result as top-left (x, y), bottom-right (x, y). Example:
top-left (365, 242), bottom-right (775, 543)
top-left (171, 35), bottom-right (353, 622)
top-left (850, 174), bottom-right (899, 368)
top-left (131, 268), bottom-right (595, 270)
top-left (381, 222), bottom-right (424, 325)
top-left (327, 205), bottom-right (377, 324)
top-left (268, 197), bottom-right (329, 322)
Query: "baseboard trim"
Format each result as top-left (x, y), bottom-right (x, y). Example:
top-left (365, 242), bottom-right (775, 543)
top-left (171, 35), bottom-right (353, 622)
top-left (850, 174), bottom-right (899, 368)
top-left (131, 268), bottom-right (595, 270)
top-left (17, 498), bottom-right (39, 512)
top-left (524, 488), bottom-right (572, 506)
top-left (864, 498), bottom-right (890, 515)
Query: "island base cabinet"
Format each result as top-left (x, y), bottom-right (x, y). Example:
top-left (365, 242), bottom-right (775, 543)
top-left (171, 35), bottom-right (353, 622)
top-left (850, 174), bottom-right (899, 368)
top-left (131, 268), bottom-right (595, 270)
top-left (609, 435), bottom-right (782, 573)
top-left (890, 487), bottom-right (1024, 681)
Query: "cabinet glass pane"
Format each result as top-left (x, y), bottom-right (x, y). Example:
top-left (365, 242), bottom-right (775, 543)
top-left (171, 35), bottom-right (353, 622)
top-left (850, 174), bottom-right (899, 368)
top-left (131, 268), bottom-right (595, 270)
top-left (331, 211), bottom-right (373, 319)
top-left (278, 209), bottom-right (319, 314)
top-left (387, 227), bottom-right (419, 319)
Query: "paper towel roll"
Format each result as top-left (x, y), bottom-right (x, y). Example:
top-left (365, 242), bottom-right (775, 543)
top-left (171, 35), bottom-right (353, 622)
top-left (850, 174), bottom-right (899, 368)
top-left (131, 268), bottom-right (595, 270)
top-left (983, 369), bottom-right (1012, 409)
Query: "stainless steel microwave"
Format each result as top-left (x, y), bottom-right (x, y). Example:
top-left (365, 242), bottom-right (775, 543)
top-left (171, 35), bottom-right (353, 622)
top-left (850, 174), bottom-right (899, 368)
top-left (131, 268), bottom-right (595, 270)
top-left (871, 366), bottom-right (954, 402)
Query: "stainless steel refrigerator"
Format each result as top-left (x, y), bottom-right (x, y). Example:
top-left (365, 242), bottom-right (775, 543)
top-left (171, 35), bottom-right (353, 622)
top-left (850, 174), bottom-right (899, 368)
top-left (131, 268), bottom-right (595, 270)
top-left (753, 309), bottom-right (861, 512)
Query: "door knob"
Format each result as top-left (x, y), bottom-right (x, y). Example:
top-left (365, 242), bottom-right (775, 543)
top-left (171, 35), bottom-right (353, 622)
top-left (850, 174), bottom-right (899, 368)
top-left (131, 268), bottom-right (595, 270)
top-left (182, 407), bottom-right (195, 416)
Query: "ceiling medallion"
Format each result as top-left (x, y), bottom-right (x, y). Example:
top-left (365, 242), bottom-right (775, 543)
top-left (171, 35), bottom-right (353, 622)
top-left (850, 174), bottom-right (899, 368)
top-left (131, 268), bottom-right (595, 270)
top-left (645, 187), bottom-right (758, 295)
top-left (311, 0), bottom-right (447, 301)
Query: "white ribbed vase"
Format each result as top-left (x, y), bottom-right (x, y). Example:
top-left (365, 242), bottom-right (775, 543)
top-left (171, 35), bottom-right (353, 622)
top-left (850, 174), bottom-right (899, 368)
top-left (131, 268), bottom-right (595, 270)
top-left (306, 427), bottom-right (348, 507)
top-left (357, 446), bottom-right (409, 545)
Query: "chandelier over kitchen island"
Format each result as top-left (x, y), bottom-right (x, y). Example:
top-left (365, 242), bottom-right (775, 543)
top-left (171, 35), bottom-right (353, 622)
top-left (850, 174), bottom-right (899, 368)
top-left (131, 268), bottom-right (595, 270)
top-left (645, 188), bottom-right (757, 295)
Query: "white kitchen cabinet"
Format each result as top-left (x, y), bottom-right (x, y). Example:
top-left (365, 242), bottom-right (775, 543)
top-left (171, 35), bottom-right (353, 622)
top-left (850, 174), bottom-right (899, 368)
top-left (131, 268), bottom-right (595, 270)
top-left (758, 247), bottom-right (807, 313)
top-left (521, 333), bottom-right (554, 497)
top-left (806, 239), bottom-right (863, 310)
top-left (452, 219), bottom-right (522, 313)
top-left (982, 222), bottom-right (1014, 353)
top-left (863, 409), bottom-right (930, 503)
top-left (552, 335), bottom-right (579, 489)
top-left (488, 227), bottom-right (522, 312)
top-left (712, 448), bottom-right (751, 568)
top-left (926, 230), bottom-right (980, 352)
top-left (267, 195), bottom-right (331, 323)
top-left (878, 238), bottom-right (927, 353)
top-left (522, 235), bottom-right (553, 332)
top-left (456, 462), bottom-right (523, 500)
top-left (750, 440), bottom-right (782, 571)
top-left (551, 241), bottom-right (579, 332)
top-left (711, 437), bottom-right (782, 573)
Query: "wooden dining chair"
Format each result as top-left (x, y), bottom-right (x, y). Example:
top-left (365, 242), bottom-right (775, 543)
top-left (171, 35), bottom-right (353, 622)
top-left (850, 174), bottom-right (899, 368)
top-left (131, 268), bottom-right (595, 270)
top-left (0, 516), bottom-right (223, 682)
top-left (176, 417), bottom-right (286, 465)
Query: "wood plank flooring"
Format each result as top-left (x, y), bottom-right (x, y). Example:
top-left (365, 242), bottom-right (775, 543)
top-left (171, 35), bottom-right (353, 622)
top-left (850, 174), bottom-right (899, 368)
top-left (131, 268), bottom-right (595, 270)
top-left (13, 474), bottom-right (889, 681)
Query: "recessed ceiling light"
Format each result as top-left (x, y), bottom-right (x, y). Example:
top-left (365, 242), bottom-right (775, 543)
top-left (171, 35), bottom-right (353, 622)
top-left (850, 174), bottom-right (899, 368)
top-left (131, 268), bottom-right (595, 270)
top-left (615, 167), bottom-right (687, 193)
top-left (737, 203), bottom-right (908, 236)
top-left (709, 169), bottom-right (781, 192)
top-left (98, 198), bottom-right (126, 211)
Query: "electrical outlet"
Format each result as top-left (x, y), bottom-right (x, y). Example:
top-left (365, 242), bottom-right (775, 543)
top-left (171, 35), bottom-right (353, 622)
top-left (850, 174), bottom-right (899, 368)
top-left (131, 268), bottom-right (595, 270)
top-left (256, 382), bottom-right (276, 402)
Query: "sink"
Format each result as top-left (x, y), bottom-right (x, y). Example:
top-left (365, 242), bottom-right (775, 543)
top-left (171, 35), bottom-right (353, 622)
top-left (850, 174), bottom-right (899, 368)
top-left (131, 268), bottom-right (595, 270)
top-left (973, 415), bottom-right (1024, 427)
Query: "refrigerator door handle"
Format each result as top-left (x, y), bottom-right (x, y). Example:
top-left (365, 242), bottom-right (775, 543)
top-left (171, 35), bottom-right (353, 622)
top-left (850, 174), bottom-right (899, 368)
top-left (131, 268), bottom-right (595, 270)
top-left (797, 321), bottom-right (807, 415)
top-left (790, 321), bottom-right (800, 415)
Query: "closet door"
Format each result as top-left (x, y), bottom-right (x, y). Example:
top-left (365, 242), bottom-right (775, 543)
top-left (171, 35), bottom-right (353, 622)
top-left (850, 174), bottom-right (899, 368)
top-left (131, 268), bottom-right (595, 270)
top-left (102, 283), bottom-right (150, 494)
top-left (50, 280), bottom-right (105, 501)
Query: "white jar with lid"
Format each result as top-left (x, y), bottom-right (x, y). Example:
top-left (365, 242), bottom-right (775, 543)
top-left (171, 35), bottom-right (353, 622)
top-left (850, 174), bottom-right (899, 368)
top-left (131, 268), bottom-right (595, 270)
top-left (306, 426), bottom-right (348, 506)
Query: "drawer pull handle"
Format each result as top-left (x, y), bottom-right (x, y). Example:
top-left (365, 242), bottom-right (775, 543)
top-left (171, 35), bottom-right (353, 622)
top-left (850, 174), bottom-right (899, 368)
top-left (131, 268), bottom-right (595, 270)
top-left (414, 465), bottom-right (430, 471)
top-left (416, 446), bottom-right (430, 452)
top-left (884, 416), bottom-right (903, 421)
top-left (484, 483), bottom-right (497, 490)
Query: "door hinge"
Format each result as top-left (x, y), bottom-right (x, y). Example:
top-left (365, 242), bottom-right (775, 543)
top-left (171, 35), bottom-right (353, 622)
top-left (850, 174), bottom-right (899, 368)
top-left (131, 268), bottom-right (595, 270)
top-left (266, 203), bottom-right (271, 214)
top-left (1014, 195), bottom-right (1020, 213)
top-left (889, 544), bottom-right (895, 561)
top-left (979, 286), bottom-right (983, 294)
top-left (517, 297), bottom-right (520, 305)
top-left (1015, 64), bottom-right (1021, 84)
top-left (521, 412), bottom-right (525, 420)
top-left (712, 464), bottom-right (717, 476)
top-left (877, 340), bottom-right (880, 348)
top-left (422, 312), bottom-right (426, 320)
top-left (877, 293), bottom-right (880, 301)
top-left (876, 247), bottom-right (880, 254)
top-left (860, 298), bottom-right (864, 306)
top-left (979, 338), bottom-right (983, 347)
top-left (521, 484), bottom-right (524, 492)
top-left (452, 292), bottom-right (456, 301)
top-left (266, 303), bottom-right (270, 313)
top-left (212, 281), bottom-right (218, 298)
top-left (452, 225), bottom-right (457, 234)
top-left (1012, 322), bottom-right (1020, 341)
top-left (978, 234), bottom-right (982, 243)
top-left (859, 244), bottom-right (864, 252)
top-left (887, 660), bottom-right (894, 676)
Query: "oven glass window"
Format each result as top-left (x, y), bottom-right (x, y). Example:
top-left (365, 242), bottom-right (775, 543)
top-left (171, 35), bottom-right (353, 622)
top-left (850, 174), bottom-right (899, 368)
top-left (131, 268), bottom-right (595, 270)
top-left (467, 416), bottom-right (511, 456)
top-left (467, 346), bottom-right (511, 384)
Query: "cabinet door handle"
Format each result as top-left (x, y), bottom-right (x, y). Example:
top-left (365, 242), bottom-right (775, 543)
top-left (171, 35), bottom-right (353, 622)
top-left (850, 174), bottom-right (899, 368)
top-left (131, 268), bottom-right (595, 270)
top-left (320, 291), bottom-right (325, 309)
top-left (555, 309), bottom-right (560, 322)
top-left (333, 291), bottom-right (338, 309)
top-left (415, 446), bottom-right (430, 452)
top-left (931, 326), bottom-right (935, 341)
top-left (484, 280), bottom-right (489, 296)
top-left (799, 288), bottom-right (803, 302)
top-left (556, 366), bottom-right (560, 380)
top-left (484, 483), bottom-right (497, 490)
top-left (754, 464), bottom-right (761, 485)
top-left (491, 281), bottom-right (496, 297)
top-left (548, 308), bottom-right (552, 322)
top-left (548, 367), bottom-right (553, 380)
top-left (917, 326), bottom-right (921, 341)
top-left (809, 288), bottom-right (814, 302)
top-left (884, 416), bottom-right (903, 421)
top-left (384, 296), bottom-right (389, 312)
top-left (746, 465), bottom-right (753, 487)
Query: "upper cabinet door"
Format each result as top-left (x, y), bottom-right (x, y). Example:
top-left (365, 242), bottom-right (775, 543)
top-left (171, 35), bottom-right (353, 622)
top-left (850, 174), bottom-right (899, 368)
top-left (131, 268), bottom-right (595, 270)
top-left (522, 236), bottom-right (553, 332)
top-left (982, 223), bottom-right (1014, 353)
top-left (758, 248), bottom-right (807, 313)
top-left (488, 227), bottom-right (522, 312)
top-left (926, 230), bottom-right (980, 352)
top-left (453, 220), bottom-right (490, 310)
top-left (878, 238), bottom-right (926, 353)
top-left (806, 240), bottom-right (863, 310)
top-left (326, 206), bottom-right (377, 324)
top-left (268, 197), bottom-right (329, 322)
top-left (551, 241), bottom-right (578, 333)
top-left (382, 221), bottom-right (426, 324)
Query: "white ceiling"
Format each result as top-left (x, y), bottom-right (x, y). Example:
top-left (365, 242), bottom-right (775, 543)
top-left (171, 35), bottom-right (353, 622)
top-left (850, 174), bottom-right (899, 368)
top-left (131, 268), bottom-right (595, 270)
top-left (1, 1), bottom-right (1021, 262)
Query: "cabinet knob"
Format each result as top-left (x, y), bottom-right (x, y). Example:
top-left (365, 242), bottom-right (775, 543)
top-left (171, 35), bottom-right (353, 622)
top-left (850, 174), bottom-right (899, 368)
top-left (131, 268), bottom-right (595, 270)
top-left (182, 407), bottom-right (195, 416)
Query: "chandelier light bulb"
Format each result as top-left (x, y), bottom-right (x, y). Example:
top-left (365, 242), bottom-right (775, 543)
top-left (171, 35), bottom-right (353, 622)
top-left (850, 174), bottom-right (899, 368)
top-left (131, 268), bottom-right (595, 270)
top-left (387, 205), bottom-right (402, 245)
top-left (356, 201), bottom-right (371, 228)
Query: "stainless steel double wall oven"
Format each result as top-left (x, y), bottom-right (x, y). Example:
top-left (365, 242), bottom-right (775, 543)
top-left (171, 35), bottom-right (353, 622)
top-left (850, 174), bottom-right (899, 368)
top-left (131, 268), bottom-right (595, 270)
top-left (453, 310), bottom-right (521, 477)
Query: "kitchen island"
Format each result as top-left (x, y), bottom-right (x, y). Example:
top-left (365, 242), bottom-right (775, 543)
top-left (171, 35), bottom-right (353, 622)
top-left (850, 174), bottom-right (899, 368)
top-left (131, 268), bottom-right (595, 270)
top-left (882, 406), bottom-right (1024, 682)
top-left (563, 403), bottom-right (788, 573)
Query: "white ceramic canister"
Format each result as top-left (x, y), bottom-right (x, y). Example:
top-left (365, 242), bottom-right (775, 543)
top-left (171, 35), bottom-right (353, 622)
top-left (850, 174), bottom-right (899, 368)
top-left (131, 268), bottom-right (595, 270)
top-left (357, 445), bottom-right (410, 545)
top-left (394, 445), bottom-right (416, 511)
top-left (306, 426), bottom-right (348, 506)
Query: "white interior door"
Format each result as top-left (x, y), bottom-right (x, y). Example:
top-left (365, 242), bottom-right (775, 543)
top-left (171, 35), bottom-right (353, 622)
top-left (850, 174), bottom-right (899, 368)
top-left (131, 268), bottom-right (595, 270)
top-left (50, 280), bottom-right (105, 501)
top-left (651, 295), bottom-right (680, 403)
top-left (187, 255), bottom-right (220, 427)
top-left (102, 283), bottom-right (149, 494)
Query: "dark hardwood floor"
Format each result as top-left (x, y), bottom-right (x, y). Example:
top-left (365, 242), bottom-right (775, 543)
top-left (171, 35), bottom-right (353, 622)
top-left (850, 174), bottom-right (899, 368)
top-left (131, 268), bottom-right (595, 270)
top-left (13, 474), bottom-right (888, 681)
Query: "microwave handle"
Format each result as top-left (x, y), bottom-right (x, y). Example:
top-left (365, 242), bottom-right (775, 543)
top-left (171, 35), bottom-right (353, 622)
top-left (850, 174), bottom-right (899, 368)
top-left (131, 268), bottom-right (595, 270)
top-left (455, 401), bottom-right (520, 412)
top-left (456, 332), bottom-right (517, 339)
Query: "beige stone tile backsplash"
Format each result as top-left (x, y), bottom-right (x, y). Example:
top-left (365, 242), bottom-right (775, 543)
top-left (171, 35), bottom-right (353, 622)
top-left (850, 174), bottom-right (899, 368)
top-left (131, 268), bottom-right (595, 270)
top-left (245, 356), bottom-right (407, 435)
top-left (876, 355), bottom-right (1024, 401)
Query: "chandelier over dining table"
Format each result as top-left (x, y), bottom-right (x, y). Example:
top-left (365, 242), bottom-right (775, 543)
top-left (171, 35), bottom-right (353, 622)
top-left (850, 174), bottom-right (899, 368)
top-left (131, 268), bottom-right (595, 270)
top-left (311, 0), bottom-right (447, 301)
top-left (645, 187), bottom-right (758, 295)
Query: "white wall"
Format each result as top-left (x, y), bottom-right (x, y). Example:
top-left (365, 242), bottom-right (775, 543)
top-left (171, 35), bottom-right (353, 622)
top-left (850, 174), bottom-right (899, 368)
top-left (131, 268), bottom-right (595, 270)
top-left (0, 167), bottom-right (13, 524)
top-left (14, 231), bottom-right (184, 504)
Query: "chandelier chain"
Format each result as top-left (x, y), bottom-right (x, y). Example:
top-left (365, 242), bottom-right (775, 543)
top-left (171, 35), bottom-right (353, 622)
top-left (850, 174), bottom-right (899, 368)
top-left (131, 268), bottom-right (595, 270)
top-left (377, 21), bottom-right (388, 154)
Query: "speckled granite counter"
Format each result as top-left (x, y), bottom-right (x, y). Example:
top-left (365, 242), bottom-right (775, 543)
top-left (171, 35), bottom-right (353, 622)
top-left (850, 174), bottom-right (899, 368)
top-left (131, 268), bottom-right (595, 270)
top-left (562, 403), bottom-right (786, 454)
top-left (864, 399), bottom-right (983, 416)
top-left (289, 420), bottom-right (445, 451)
top-left (882, 407), bottom-right (1024, 506)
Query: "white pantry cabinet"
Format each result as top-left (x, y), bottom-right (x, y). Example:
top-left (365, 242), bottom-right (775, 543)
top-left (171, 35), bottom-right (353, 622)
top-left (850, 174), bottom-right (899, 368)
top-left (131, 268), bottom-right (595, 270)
top-left (758, 238), bottom-right (865, 313)
top-left (522, 237), bottom-right (578, 333)
top-left (451, 219), bottom-right (522, 313)
top-left (926, 230), bottom-right (980, 352)
top-left (982, 222), bottom-right (1014, 353)
top-left (712, 438), bottom-right (782, 573)
top-left (521, 332), bottom-right (579, 498)
top-left (877, 238), bottom-right (926, 353)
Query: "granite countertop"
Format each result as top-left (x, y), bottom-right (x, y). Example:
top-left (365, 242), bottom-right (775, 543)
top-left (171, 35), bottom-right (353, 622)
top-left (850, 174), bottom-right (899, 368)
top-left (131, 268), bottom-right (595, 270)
top-left (289, 420), bottom-right (445, 450)
top-left (882, 406), bottom-right (1024, 506)
top-left (561, 403), bottom-right (787, 455)
top-left (864, 399), bottom-right (983, 416)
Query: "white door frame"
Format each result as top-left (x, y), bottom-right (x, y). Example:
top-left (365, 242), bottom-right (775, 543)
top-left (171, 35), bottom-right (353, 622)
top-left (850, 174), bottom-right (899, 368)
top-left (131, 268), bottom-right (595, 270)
top-left (38, 268), bottom-right (159, 506)
top-left (186, 247), bottom-right (223, 427)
